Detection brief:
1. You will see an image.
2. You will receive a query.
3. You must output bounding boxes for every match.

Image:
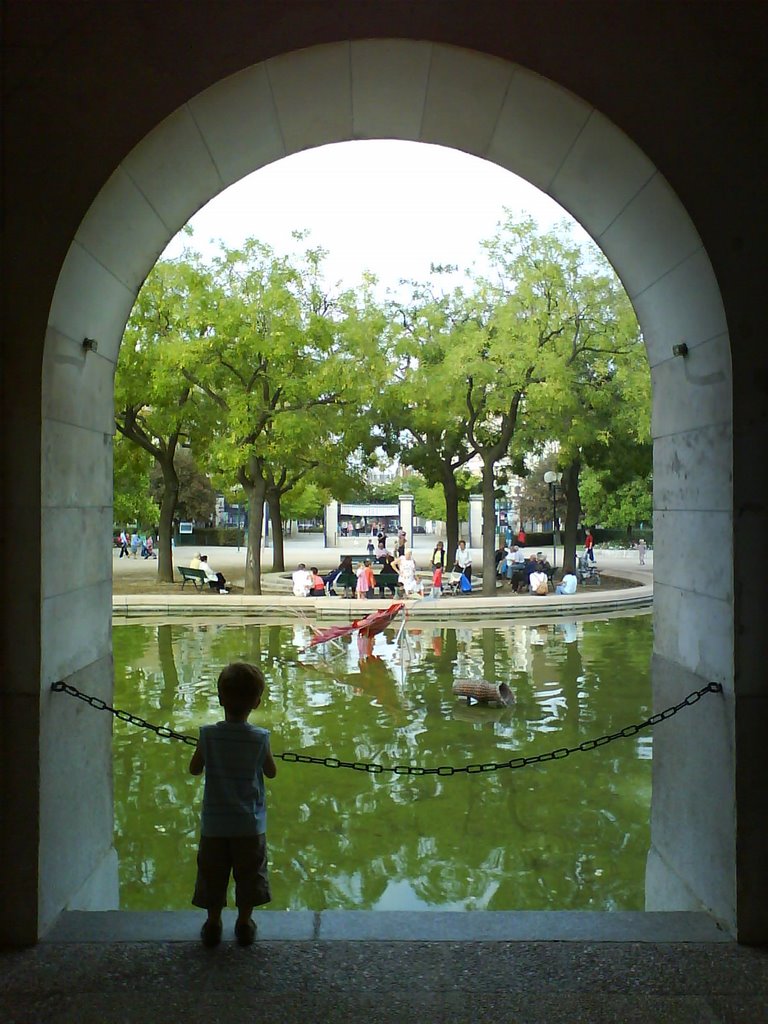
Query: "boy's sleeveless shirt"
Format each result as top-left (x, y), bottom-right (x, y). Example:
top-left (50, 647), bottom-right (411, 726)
top-left (199, 722), bottom-right (270, 836)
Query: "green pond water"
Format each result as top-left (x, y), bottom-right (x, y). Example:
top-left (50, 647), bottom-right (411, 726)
top-left (113, 613), bottom-right (653, 912)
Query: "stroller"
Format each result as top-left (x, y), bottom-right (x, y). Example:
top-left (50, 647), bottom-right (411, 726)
top-left (576, 552), bottom-right (601, 585)
top-left (447, 569), bottom-right (471, 596)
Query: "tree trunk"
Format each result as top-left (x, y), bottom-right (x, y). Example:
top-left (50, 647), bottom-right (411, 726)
top-left (244, 461), bottom-right (267, 595)
top-left (481, 458), bottom-right (497, 596)
top-left (562, 458), bottom-right (582, 573)
top-left (267, 488), bottom-right (285, 571)
top-left (157, 456), bottom-right (179, 583)
top-left (441, 463), bottom-right (461, 565)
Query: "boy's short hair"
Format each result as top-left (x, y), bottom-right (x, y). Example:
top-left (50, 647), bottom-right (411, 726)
top-left (217, 662), bottom-right (265, 714)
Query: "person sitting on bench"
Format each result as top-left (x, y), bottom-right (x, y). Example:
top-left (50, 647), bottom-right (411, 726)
top-left (529, 567), bottom-right (549, 595)
top-left (308, 567), bottom-right (326, 597)
top-left (324, 555), bottom-right (354, 595)
top-left (292, 563), bottom-right (312, 597)
top-left (200, 554), bottom-right (228, 594)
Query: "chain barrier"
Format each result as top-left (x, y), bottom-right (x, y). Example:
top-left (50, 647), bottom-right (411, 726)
top-left (51, 679), bottom-right (722, 776)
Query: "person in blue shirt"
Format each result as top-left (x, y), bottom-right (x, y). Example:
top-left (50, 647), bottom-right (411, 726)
top-left (189, 662), bottom-right (277, 947)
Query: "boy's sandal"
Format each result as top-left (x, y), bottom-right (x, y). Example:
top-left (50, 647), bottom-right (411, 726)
top-left (200, 919), bottom-right (222, 947)
top-left (235, 918), bottom-right (257, 946)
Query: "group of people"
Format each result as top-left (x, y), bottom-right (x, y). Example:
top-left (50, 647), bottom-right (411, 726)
top-left (291, 563), bottom-right (330, 598)
top-left (340, 518), bottom-right (396, 539)
top-left (290, 535), bottom-right (475, 601)
top-left (496, 544), bottom-right (551, 590)
top-left (494, 543), bottom-right (580, 596)
top-left (289, 534), bottom-right (601, 602)
top-left (117, 528), bottom-right (157, 559)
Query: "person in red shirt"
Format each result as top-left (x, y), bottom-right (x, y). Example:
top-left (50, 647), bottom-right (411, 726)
top-left (431, 563), bottom-right (443, 598)
top-left (584, 528), bottom-right (595, 562)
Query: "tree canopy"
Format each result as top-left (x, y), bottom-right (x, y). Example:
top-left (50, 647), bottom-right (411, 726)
top-left (115, 215), bottom-right (650, 587)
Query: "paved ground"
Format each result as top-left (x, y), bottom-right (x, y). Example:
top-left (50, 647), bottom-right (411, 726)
top-left (115, 534), bottom-right (654, 579)
top-left (2, 926), bottom-right (767, 1024)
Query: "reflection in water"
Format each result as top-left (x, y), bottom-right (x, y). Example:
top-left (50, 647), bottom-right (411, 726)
top-left (113, 614), bottom-right (653, 912)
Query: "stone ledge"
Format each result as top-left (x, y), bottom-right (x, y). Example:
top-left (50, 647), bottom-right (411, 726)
top-left (112, 587), bottom-right (653, 620)
top-left (45, 909), bottom-right (729, 944)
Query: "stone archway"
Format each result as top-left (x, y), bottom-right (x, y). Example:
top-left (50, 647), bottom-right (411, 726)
top-left (37, 41), bottom-right (733, 940)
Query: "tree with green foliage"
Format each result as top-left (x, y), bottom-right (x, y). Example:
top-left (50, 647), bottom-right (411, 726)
top-left (113, 433), bottom-right (158, 530)
top-left (182, 240), bottom-right (387, 593)
top-left (579, 467), bottom-right (653, 532)
top-left (382, 283), bottom-right (478, 559)
top-left (511, 249), bottom-right (649, 571)
top-left (469, 215), bottom-right (647, 585)
top-left (260, 265), bottom-right (391, 571)
top-left (116, 258), bottom-right (216, 581)
top-left (148, 447), bottom-right (216, 526)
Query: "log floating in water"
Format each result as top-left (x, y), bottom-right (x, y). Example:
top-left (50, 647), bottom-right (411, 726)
top-left (451, 679), bottom-right (514, 706)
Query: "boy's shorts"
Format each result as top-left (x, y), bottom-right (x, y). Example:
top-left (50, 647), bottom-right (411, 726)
top-left (192, 834), bottom-right (271, 910)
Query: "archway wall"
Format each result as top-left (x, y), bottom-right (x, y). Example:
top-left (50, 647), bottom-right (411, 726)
top-left (39, 41), bottom-right (733, 934)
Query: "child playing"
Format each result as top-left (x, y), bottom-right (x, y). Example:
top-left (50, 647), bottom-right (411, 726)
top-left (356, 558), bottom-right (376, 599)
top-left (189, 662), bottom-right (277, 947)
top-left (431, 562), bottom-right (443, 599)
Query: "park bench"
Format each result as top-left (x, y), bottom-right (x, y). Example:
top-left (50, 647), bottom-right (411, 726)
top-left (328, 568), bottom-right (402, 598)
top-left (178, 566), bottom-right (207, 591)
top-left (376, 569), bottom-right (401, 597)
top-left (333, 571), bottom-right (358, 597)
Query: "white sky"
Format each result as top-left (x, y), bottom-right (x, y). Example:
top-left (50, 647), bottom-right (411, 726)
top-left (162, 140), bottom-right (592, 294)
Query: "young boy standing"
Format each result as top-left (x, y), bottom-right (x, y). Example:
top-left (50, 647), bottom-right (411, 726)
top-left (189, 662), bottom-right (277, 947)
top-left (431, 562), bottom-right (443, 599)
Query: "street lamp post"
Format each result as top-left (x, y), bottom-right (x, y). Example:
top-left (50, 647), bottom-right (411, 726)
top-left (544, 471), bottom-right (563, 569)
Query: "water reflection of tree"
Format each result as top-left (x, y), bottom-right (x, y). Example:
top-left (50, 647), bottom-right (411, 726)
top-left (113, 619), bottom-right (652, 913)
top-left (157, 624), bottom-right (179, 711)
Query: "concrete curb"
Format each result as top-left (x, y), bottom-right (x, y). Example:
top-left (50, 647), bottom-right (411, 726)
top-left (113, 585), bottom-right (653, 620)
top-left (46, 908), bottom-right (727, 944)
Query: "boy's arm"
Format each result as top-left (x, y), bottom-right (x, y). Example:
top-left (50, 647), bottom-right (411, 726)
top-left (263, 741), bottom-right (278, 779)
top-left (189, 739), bottom-right (205, 776)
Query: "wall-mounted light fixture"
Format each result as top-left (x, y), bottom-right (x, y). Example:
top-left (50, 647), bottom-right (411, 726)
top-left (82, 337), bottom-right (98, 353)
top-left (672, 342), bottom-right (689, 358)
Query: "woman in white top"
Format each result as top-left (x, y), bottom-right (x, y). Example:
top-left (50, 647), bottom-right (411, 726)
top-left (393, 549), bottom-right (423, 596)
top-left (200, 554), bottom-right (228, 594)
top-left (529, 569), bottom-right (549, 595)
top-left (291, 563), bottom-right (312, 597)
top-left (454, 540), bottom-right (472, 582)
